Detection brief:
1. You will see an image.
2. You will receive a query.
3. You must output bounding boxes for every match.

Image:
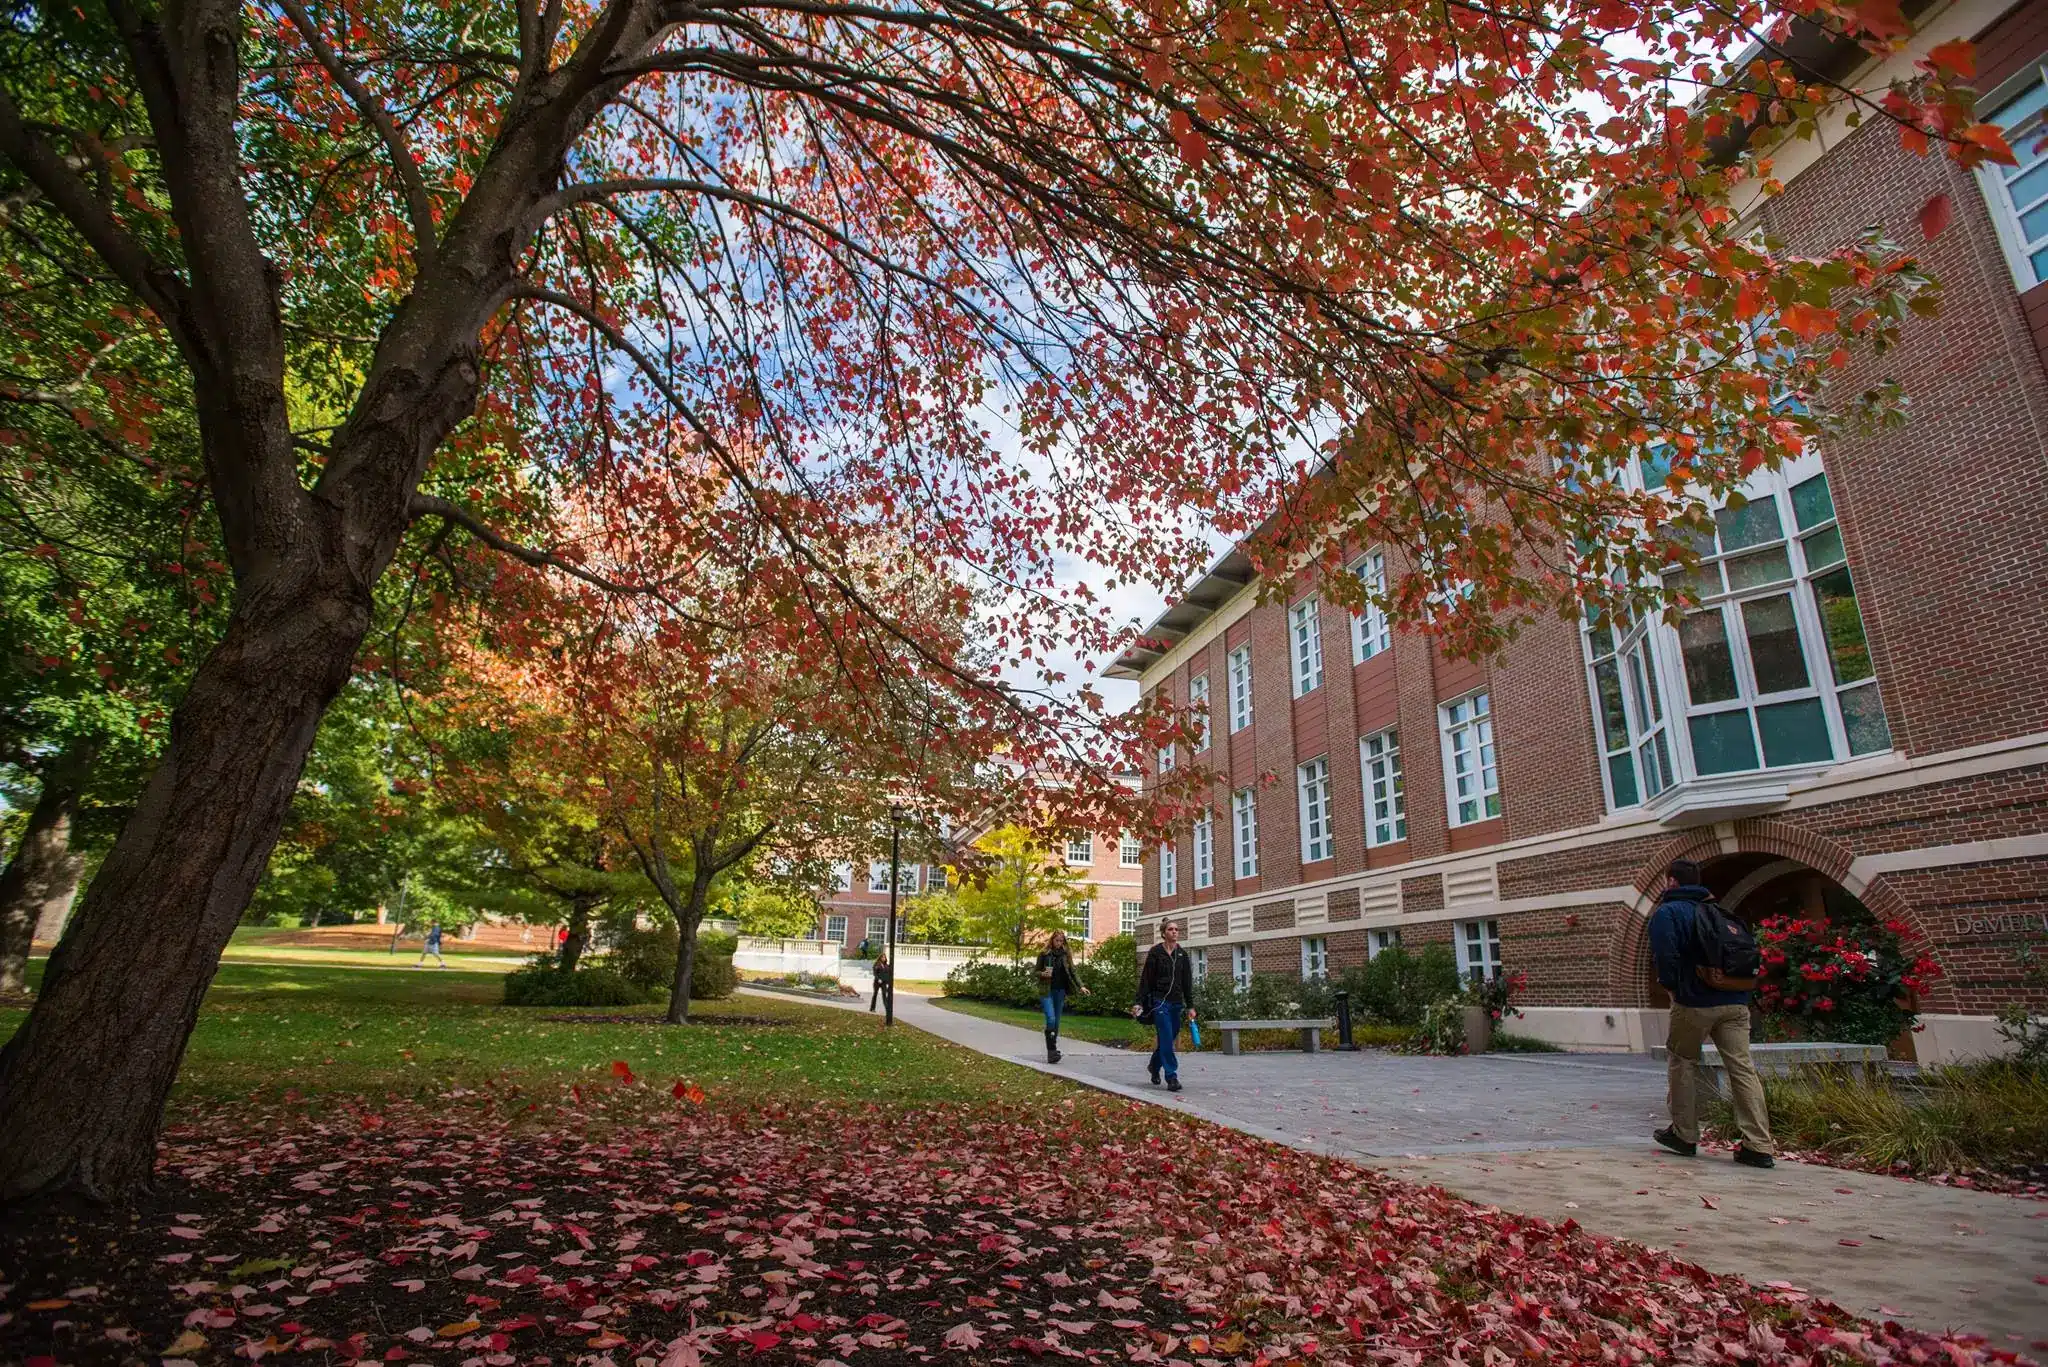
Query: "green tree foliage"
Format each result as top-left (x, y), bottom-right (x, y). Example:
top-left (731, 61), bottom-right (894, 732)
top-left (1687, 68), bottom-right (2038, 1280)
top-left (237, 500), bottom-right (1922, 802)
top-left (947, 826), bottom-right (1095, 964)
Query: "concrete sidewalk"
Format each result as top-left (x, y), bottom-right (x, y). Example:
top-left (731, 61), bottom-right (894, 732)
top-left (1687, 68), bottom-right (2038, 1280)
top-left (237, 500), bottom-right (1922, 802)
top-left (743, 987), bottom-right (2048, 1353)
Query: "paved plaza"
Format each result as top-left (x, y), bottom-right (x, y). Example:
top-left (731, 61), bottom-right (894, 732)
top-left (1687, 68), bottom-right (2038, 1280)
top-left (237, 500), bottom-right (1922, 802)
top-left (747, 988), bottom-right (2048, 1353)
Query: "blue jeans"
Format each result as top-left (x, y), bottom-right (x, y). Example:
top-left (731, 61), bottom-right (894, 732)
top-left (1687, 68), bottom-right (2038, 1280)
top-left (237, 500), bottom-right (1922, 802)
top-left (1147, 999), bottom-right (1183, 1079)
top-left (1040, 989), bottom-right (1066, 1033)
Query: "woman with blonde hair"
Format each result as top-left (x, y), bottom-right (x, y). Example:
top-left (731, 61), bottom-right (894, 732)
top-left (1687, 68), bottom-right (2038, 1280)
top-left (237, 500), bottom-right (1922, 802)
top-left (1035, 929), bottom-right (1089, 1063)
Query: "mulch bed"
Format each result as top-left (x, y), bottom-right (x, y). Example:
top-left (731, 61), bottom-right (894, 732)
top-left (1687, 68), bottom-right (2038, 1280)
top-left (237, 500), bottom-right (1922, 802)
top-left (1, 1085), bottom-right (2035, 1367)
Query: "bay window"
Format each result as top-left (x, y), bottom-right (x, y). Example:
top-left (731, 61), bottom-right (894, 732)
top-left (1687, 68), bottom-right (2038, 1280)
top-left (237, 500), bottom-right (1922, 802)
top-left (1977, 59), bottom-right (2048, 290)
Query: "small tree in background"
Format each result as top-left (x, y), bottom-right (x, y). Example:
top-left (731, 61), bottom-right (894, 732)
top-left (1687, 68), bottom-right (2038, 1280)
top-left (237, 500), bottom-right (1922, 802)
top-left (950, 826), bottom-right (1097, 965)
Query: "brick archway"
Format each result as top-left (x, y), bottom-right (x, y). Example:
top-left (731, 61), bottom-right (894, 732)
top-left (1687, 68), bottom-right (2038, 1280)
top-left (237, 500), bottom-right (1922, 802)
top-left (1601, 819), bottom-right (1949, 1010)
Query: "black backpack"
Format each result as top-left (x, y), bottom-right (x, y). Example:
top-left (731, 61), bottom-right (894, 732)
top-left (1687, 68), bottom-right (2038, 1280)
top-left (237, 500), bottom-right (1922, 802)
top-left (1687, 899), bottom-right (1761, 989)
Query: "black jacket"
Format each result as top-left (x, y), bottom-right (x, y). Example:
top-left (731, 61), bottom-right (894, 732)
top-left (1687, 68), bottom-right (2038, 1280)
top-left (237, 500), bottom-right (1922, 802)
top-left (1138, 943), bottom-right (1195, 1007)
top-left (1035, 948), bottom-right (1076, 994)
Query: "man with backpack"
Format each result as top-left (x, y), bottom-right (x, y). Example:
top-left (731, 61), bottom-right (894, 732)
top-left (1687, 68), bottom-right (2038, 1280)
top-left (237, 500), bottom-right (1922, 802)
top-left (1649, 859), bottom-right (1775, 1167)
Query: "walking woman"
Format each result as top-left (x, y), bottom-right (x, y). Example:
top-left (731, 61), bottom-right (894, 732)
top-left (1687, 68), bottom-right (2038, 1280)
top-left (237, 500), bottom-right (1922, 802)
top-left (1133, 920), bottom-right (1196, 1091)
top-left (1035, 930), bottom-right (1089, 1063)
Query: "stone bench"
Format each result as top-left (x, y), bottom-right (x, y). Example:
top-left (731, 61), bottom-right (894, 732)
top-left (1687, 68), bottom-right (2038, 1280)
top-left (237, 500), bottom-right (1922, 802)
top-left (1209, 1019), bottom-right (1336, 1056)
top-left (1651, 1041), bottom-right (1888, 1085)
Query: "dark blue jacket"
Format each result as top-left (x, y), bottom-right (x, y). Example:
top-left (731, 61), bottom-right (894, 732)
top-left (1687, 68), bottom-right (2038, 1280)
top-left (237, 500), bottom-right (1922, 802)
top-left (1647, 885), bottom-right (1750, 1009)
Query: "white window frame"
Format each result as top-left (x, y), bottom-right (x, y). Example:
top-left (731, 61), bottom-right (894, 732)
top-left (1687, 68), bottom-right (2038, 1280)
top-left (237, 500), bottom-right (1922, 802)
top-left (865, 916), bottom-right (887, 941)
top-left (1297, 756), bottom-right (1333, 863)
top-left (1457, 918), bottom-right (1503, 984)
top-left (1976, 59), bottom-right (2048, 291)
top-left (1157, 742), bottom-right (1176, 775)
top-left (1232, 944), bottom-right (1253, 989)
top-left (1065, 836), bottom-right (1094, 866)
top-left (928, 865), bottom-right (948, 892)
top-left (1189, 674), bottom-right (1212, 752)
top-left (1231, 788), bottom-right (1259, 879)
top-left (1227, 646), bottom-right (1254, 732)
top-left (1300, 936), bottom-right (1329, 981)
top-left (1359, 728), bottom-right (1406, 847)
top-left (1289, 597), bottom-right (1324, 697)
top-left (1192, 810), bottom-right (1214, 889)
top-left (1368, 928), bottom-right (1400, 960)
top-left (867, 861), bottom-right (892, 893)
top-left (1439, 691), bottom-right (1500, 827)
top-left (1067, 899), bottom-right (1093, 941)
top-left (1119, 833), bottom-right (1144, 867)
top-left (825, 915), bottom-right (847, 943)
top-left (1584, 601), bottom-right (1676, 811)
top-left (1352, 552), bottom-right (1392, 663)
top-left (1193, 953), bottom-right (1208, 986)
top-left (1119, 899), bottom-right (1142, 935)
top-left (830, 862), bottom-right (853, 892)
top-left (1160, 842), bottom-right (1178, 897)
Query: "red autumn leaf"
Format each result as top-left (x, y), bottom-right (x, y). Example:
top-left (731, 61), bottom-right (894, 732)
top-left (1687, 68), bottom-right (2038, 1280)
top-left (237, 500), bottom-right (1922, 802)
top-left (611, 1059), bottom-right (636, 1084)
top-left (1918, 193), bottom-right (1951, 241)
top-left (1921, 38), bottom-right (1976, 79)
top-left (1779, 303), bottom-right (1838, 341)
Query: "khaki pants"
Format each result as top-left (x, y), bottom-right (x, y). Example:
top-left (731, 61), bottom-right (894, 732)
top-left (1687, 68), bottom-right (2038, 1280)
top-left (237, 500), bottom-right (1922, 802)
top-left (1666, 1003), bottom-right (1774, 1154)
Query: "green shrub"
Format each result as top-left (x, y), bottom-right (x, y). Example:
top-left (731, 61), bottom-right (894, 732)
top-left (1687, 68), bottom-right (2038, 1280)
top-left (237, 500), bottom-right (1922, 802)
top-left (502, 957), bottom-right (650, 1007)
top-left (1338, 944), bottom-right (1460, 1027)
top-left (1416, 998), bottom-right (1466, 1055)
top-left (691, 950), bottom-right (738, 1000)
top-left (1078, 935), bottom-right (1139, 1009)
top-left (609, 928), bottom-right (678, 992)
top-left (945, 949), bottom-right (1138, 1018)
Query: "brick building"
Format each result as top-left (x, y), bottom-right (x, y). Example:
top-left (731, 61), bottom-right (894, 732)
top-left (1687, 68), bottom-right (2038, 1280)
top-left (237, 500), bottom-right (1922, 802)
top-left (1109, 0), bottom-right (2048, 1063)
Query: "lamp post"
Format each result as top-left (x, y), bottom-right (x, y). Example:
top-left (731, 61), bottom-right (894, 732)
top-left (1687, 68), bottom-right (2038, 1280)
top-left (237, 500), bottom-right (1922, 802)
top-left (884, 804), bottom-right (905, 1027)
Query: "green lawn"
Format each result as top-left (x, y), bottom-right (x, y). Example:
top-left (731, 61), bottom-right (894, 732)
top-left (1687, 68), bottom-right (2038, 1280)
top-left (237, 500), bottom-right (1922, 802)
top-left (0, 960), bottom-right (1072, 1112)
top-left (930, 994), bottom-right (1155, 1047)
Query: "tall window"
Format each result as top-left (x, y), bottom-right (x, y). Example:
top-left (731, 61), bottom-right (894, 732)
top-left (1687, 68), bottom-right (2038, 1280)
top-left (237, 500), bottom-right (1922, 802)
top-left (1297, 756), bottom-right (1333, 863)
top-left (1300, 936), bottom-right (1329, 981)
top-left (1667, 469), bottom-right (1888, 775)
top-left (928, 865), bottom-right (948, 892)
top-left (1352, 552), bottom-right (1391, 663)
top-left (1979, 61), bottom-right (2048, 289)
top-left (1368, 928), bottom-right (1400, 959)
top-left (1360, 728), bottom-right (1406, 846)
top-left (1192, 811), bottom-right (1215, 889)
top-left (1228, 646), bottom-right (1254, 731)
top-left (1066, 836), bottom-right (1094, 865)
top-left (1157, 743), bottom-right (1176, 774)
top-left (868, 861), bottom-right (892, 893)
top-left (1189, 674), bottom-right (1212, 752)
top-left (1457, 919), bottom-right (1502, 984)
top-left (1067, 900), bottom-right (1092, 941)
top-left (1231, 788), bottom-right (1260, 879)
top-left (865, 915), bottom-right (887, 940)
top-left (1586, 604), bottom-right (1675, 809)
top-left (1440, 692), bottom-right (1500, 826)
top-left (1119, 833), bottom-right (1144, 867)
top-left (1119, 899), bottom-right (1142, 935)
top-left (1193, 953), bottom-right (1208, 985)
top-left (826, 915), bottom-right (848, 943)
top-left (1160, 842), bottom-right (1178, 897)
top-left (1232, 944), bottom-right (1253, 989)
top-left (1289, 598), bottom-right (1324, 696)
top-left (830, 862), bottom-right (853, 892)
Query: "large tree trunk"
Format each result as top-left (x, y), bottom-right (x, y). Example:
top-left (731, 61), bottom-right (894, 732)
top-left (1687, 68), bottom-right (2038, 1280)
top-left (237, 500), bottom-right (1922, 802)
top-left (559, 893), bottom-right (595, 972)
top-left (664, 868), bottom-right (713, 1025)
top-left (0, 739), bottom-right (95, 994)
top-left (0, 565), bottom-right (372, 1204)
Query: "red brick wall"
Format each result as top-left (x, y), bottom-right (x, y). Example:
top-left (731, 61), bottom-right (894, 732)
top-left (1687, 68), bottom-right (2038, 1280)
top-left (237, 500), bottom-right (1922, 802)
top-left (1751, 116), bottom-right (2048, 758)
top-left (1871, 857), bottom-right (2048, 1014)
top-left (1400, 873), bottom-right (1445, 914)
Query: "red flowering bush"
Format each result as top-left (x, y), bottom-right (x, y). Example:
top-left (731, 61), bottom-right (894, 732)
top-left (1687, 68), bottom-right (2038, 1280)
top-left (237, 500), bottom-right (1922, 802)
top-left (1755, 913), bottom-right (1942, 1046)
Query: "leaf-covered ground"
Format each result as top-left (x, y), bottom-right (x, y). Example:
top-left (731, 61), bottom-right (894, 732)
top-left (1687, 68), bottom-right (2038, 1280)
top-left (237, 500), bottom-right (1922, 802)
top-left (2, 1082), bottom-right (2032, 1367)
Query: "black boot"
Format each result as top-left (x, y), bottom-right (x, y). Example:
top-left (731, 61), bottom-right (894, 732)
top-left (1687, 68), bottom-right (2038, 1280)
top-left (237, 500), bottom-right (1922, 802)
top-left (1045, 1029), bottom-right (1061, 1064)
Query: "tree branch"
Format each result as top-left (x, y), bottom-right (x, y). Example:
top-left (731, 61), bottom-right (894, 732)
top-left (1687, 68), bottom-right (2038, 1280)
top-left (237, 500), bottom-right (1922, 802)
top-left (273, 0), bottom-right (440, 270)
top-left (407, 493), bottom-right (644, 595)
top-left (0, 92), bottom-right (191, 345)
